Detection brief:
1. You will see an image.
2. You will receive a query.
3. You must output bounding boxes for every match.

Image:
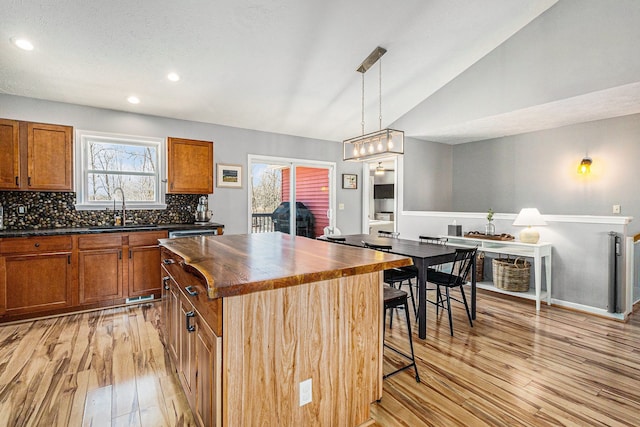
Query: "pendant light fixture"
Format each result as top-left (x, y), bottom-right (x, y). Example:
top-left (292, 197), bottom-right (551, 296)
top-left (343, 46), bottom-right (404, 161)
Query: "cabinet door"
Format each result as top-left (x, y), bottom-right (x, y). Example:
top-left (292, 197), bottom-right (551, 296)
top-left (128, 245), bottom-right (162, 298)
top-left (26, 122), bottom-right (73, 191)
top-left (78, 248), bottom-right (123, 304)
top-left (167, 137), bottom-right (213, 194)
top-left (0, 252), bottom-right (72, 315)
top-left (168, 284), bottom-right (180, 362)
top-left (195, 319), bottom-right (221, 427)
top-left (179, 295), bottom-right (197, 405)
top-left (0, 119), bottom-right (20, 189)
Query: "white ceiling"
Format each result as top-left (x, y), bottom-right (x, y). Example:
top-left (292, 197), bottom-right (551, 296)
top-left (6, 0), bottom-right (625, 145)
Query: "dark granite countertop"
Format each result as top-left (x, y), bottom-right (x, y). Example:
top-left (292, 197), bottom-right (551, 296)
top-left (0, 222), bottom-right (225, 238)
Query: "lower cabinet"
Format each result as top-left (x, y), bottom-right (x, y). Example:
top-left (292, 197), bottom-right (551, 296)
top-left (78, 234), bottom-right (123, 304)
top-left (0, 252), bottom-right (73, 316)
top-left (0, 230), bottom-right (168, 321)
top-left (162, 260), bottom-right (221, 427)
top-left (0, 236), bottom-right (73, 316)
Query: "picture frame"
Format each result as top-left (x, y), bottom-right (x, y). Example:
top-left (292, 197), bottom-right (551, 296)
top-left (217, 163), bottom-right (243, 188)
top-left (342, 173), bottom-right (358, 189)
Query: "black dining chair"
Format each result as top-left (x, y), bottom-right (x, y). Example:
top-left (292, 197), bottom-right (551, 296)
top-left (363, 242), bottom-right (420, 382)
top-left (426, 247), bottom-right (477, 336)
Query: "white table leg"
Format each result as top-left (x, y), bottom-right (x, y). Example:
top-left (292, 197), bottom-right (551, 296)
top-left (534, 253), bottom-right (542, 311)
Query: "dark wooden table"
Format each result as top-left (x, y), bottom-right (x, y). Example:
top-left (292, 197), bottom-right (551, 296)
top-left (320, 234), bottom-right (477, 339)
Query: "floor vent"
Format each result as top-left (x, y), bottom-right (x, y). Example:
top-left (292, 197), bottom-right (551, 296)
top-left (126, 294), bottom-right (155, 304)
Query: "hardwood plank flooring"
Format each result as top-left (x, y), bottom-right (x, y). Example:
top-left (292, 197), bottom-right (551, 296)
top-left (0, 290), bottom-right (638, 426)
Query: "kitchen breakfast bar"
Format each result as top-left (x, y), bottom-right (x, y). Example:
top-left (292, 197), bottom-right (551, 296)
top-left (159, 232), bottom-right (412, 426)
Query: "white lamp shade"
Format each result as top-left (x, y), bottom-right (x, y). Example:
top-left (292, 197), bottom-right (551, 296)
top-left (513, 208), bottom-right (547, 227)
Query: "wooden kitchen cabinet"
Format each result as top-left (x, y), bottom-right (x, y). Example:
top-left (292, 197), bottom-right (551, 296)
top-left (77, 234), bottom-right (123, 304)
top-left (78, 231), bottom-right (168, 305)
top-left (0, 119), bottom-right (20, 190)
top-left (161, 249), bottom-right (221, 427)
top-left (128, 231), bottom-right (166, 298)
top-left (167, 137), bottom-right (213, 194)
top-left (0, 118), bottom-right (73, 191)
top-left (0, 236), bottom-right (73, 316)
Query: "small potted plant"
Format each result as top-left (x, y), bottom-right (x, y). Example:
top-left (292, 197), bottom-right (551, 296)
top-left (485, 208), bottom-right (495, 235)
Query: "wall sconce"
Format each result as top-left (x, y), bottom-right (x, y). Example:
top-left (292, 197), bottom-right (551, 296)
top-left (578, 157), bottom-right (592, 174)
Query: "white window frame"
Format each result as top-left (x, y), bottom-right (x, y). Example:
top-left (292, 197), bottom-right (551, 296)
top-left (75, 130), bottom-right (166, 210)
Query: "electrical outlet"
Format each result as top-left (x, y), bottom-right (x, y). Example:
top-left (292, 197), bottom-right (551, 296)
top-left (613, 204), bottom-right (621, 214)
top-left (338, 203), bottom-right (345, 210)
top-left (17, 205), bottom-right (27, 215)
top-left (299, 378), bottom-right (312, 406)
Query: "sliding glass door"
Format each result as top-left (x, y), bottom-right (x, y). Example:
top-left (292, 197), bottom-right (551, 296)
top-left (249, 155), bottom-right (335, 237)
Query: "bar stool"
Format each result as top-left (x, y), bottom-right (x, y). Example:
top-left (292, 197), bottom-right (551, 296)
top-left (383, 286), bottom-right (420, 382)
top-left (363, 242), bottom-right (420, 382)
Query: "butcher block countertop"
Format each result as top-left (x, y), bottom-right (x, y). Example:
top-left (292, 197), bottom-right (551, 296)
top-left (159, 232), bottom-right (412, 299)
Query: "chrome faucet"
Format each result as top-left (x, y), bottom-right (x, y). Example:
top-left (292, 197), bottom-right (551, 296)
top-left (114, 187), bottom-right (126, 226)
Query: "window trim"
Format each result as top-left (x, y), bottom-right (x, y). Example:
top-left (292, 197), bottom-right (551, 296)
top-left (75, 130), bottom-right (167, 210)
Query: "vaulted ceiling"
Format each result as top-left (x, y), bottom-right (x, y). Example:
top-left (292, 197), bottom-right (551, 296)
top-left (2, 1), bottom-right (638, 144)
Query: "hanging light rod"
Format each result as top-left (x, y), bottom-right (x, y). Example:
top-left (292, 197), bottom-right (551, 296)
top-left (356, 46), bottom-right (387, 73)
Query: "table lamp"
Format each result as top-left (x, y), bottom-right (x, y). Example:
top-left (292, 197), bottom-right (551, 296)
top-left (512, 208), bottom-right (547, 243)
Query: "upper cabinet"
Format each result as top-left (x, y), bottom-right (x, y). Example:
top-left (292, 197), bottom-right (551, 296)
top-left (167, 137), bottom-right (214, 194)
top-left (0, 118), bottom-right (73, 191)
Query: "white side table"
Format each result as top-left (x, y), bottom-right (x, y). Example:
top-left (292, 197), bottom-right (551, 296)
top-left (441, 236), bottom-right (552, 311)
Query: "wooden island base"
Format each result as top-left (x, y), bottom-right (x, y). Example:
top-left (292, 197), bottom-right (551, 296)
top-left (160, 233), bottom-right (411, 426)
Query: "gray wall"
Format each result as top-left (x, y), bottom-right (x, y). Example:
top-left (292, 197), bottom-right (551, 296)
top-left (451, 113), bottom-right (640, 233)
top-left (402, 137), bottom-right (453, 211)
top-left (0, 94), bottom-right (363, 235)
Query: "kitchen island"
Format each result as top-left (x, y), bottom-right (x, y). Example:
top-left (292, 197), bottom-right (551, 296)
top-left (159, 232), bottom-right (412, 426)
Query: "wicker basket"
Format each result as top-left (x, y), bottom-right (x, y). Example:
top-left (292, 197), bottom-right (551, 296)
top-left (492, 257), bottom-right (530, 292)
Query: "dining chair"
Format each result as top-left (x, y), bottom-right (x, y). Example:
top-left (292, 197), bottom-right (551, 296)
top-left (419, 235), bottom-right (448, 245)
top-left (426, 247), bottom-right (477, 336)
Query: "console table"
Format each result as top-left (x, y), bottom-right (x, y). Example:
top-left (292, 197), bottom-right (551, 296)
top-left (442, 236), bottom-right (552, 311)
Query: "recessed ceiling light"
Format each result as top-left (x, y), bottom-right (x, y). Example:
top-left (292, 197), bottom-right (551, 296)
top-left (167, 72), bottom-right (180, 82)
top-left (127, 96), bottom-right (140, 104)
top-left (11, 37), bottom-right (34, 51)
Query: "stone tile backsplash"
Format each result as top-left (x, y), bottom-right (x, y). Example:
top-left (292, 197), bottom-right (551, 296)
top-left (0, 192), bottom-right (203, 230)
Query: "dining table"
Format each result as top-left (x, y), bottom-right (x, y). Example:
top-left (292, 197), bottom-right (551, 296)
top-left (320, 234), bottom-right (477, 339)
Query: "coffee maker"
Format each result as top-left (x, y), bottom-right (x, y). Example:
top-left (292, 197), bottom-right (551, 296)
top-left (194, 196), bottom-right (212, 224)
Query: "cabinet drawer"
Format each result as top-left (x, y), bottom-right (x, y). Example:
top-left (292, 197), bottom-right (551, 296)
top-left (129, 230), bottom-right (168, 247)
top-left (78, 234), bottom-right (123, 250)
top-left (0, 235), bottom-right (72, 254)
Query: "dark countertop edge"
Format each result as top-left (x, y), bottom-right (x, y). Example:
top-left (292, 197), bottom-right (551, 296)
top-left (0, 222), bottom-right (225, 238)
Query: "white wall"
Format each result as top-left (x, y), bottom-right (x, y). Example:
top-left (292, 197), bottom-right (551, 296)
top-left (0, 94), bottom-right (363, 235)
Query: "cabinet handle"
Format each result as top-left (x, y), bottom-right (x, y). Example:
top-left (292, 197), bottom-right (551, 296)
top-left (162, 276), bottom-right (170, 290)
top-left (15, 176), bottom-right (19, 186)
top-left (163, 258), bottom-right (175, 265)
top-left (185, 311), bottom-right (196, 332)
top-left (34, 242), bottom-right (40, 248)
top-left (28, 177), bottom-right (31, 186)
top-left (118, 250), bottom-right (122, 260)
top-left (68, 255), bottom-right (71, 264)
top-left (129, 249), bottom-right (132, 259)
top-left (185, 286), bottom-right (198, 297)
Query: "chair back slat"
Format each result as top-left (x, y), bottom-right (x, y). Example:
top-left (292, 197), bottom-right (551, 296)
top-left (450, 248), bottom-right (477, 286)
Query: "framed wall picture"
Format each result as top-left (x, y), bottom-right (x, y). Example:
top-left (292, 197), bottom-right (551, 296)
top-left (217, 163), bottom-right (243, 188)
top-left (342, 173), bottom-right (358, 189)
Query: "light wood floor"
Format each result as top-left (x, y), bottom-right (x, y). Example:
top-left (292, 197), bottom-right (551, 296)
top-left (0, 291), bottom-right (638, 426)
